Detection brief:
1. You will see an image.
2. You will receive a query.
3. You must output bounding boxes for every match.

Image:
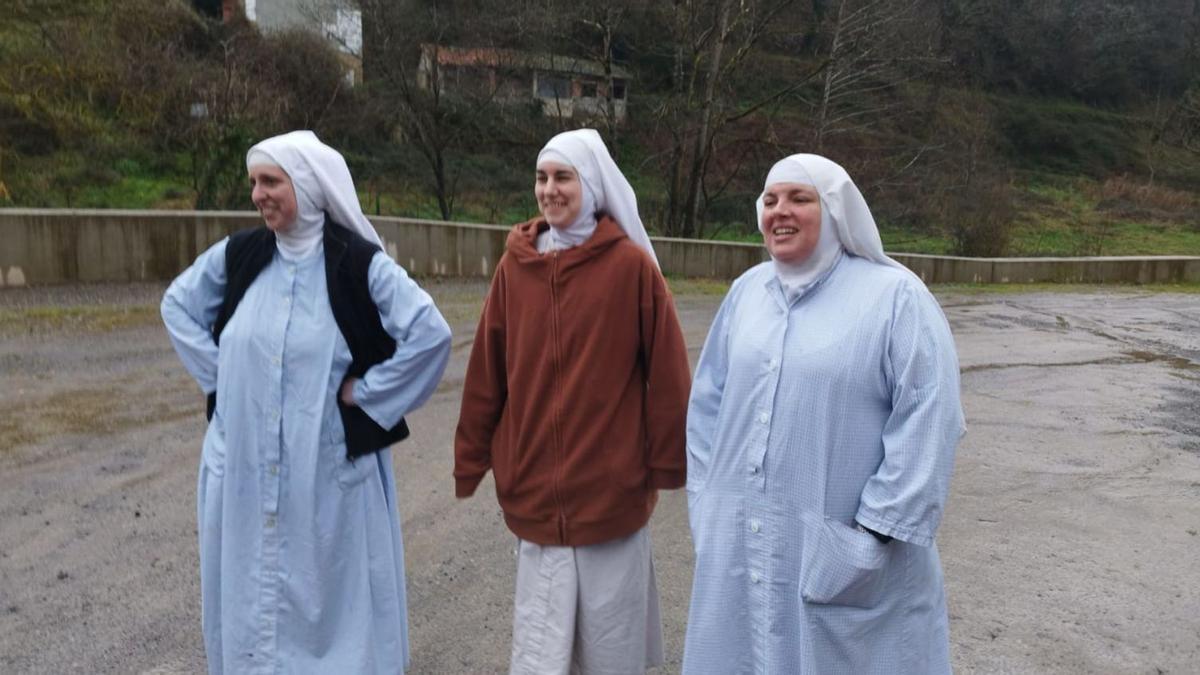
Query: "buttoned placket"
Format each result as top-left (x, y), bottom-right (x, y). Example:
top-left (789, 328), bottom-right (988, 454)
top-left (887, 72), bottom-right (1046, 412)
top-left (254, 261), bottom-right (297, 666)
top-left (746, 280), bottom-right (792, 484)
top-left (745, 279), bottom-right (795, 670)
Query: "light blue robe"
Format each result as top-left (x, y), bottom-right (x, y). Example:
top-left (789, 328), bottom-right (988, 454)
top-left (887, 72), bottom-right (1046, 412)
top-left (162, 237), bottom-right (451, 674)
top-left (683, 254), bottom-right (964, 674)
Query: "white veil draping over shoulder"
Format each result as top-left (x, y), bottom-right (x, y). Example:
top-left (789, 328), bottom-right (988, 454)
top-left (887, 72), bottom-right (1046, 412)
top-left (536, 129), bottom-right (658, 267)
top-left (247, 130), bottom-right (383, 258)
top-left (757, 154), bottom-right (914, 270)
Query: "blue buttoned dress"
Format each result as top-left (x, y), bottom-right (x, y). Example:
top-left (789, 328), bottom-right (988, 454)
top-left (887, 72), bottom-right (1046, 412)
top-left (683, 254), bottom-right (964, 674)
top-left (162, 238), bottom-right (451, 674)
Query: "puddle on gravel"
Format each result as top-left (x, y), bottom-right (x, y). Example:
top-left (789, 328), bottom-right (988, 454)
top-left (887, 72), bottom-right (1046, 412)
top-left (1156, 384), bottom-right (1200, 453)
top-left (961, 349), bottom-right (1199, 375)
top-left (1124, 350), bottom-right (1200, 371)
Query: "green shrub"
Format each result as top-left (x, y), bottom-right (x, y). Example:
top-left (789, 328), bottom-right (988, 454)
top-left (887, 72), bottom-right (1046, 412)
top-left (996, 98), bottom-right (1142, 176)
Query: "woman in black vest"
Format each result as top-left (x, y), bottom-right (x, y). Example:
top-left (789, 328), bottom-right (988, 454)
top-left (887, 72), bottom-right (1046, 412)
top-left (161, 130), bottom-right (452, 674)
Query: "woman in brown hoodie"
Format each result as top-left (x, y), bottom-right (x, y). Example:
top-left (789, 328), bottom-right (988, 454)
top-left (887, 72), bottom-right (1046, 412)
top-left (454, 128), bottom-right (691, 674)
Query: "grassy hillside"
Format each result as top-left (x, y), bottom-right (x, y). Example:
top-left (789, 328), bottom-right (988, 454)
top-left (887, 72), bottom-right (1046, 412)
top-left (7, 133), bottom-right (1197, 258)
top-left (1, 2), bottom-right (1196, 257)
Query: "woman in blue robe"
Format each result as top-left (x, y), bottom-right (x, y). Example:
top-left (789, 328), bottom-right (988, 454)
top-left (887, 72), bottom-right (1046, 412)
top-left (161, 131), bottom-right (451, 674)
top-left (683, 154), bottom-right (966, 674)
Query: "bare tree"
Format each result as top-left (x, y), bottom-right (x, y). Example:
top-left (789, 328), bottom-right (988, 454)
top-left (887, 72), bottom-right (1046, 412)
top-left (1171, 0), bottom-right (1200, 156)
top-left (567, 1), bottom-right (633, 158)
top-left (933, 93), bottom-right (1014, 256)
top-left (645, 0), bottom-right (808, 238)
top-left (811, 0), bottom-right (941, 150)
top-left (352, 0), bottom-right (525, 221)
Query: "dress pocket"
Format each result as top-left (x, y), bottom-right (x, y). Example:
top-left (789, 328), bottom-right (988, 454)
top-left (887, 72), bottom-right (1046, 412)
top-left (489, 415), bottom-right (515, 498)
top-left (324, 423), bottom-right (375, 490)
top-left (201, 410), bottom-right (228, 476)
top-left (800, 514), bottom-right (890, 609)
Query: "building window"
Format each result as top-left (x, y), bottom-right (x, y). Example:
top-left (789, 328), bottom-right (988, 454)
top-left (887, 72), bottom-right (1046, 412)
top-left (612, 80), bottom-right (627, 100)
top-left (580, 82), bottom-right (598, 98)
top-left (537, 75), bottom-right (571, 99)
top-left (498, 72), bottom-right (526, 98)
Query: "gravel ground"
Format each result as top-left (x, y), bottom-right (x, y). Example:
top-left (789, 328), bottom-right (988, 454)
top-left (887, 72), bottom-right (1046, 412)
top-left (1, 280), bottom-right (1198, 674)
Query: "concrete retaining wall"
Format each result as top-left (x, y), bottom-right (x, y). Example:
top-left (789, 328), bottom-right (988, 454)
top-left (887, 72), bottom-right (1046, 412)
top-left (1, 208), bottom-right (1197, 286)
top-left (890, 252), bottom-right (1200, 285)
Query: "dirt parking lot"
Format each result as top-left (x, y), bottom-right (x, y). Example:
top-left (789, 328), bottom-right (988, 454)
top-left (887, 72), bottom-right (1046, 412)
top-left (1, 279), bottom-right (1198, 674)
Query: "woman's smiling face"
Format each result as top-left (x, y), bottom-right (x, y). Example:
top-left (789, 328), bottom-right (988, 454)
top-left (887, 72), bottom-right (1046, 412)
top-left (249, 164), bottom-right (298, 233)
top-left (761, 182), bottom-right (822, 264)
top-left (535, 161), bottom-right (583, 229)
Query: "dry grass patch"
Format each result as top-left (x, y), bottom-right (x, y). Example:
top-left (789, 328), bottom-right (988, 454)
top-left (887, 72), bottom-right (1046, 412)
top-left (0, 378), bottom-right (196, 453)
top-left (665, 278), bottom-right (732, 296)
top-left (0, 306), bottom-right (160, 336)
top-left (1088, 176), bottom-right (1199, 225)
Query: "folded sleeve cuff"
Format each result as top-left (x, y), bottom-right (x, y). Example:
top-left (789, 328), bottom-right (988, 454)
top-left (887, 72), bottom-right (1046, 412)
top-left (855, 506), bottom-right (935, 547)
top-left (456, 474), bottom-right (485, 499)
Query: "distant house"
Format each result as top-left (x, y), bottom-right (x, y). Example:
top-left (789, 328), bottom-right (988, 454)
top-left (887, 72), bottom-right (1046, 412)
top-left (215, 0), bottom-right (362, 84)
top-left (417, 45), bottom-right (632, 123)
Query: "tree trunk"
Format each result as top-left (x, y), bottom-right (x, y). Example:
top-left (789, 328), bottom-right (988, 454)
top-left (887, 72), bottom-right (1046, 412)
top-left (429, 139), bottom-right (453, 220)
top-left (600, 10), bottom-right (621, 161)
top-left (814, 0), bottom-right (846, 151)
top-left (682, 0), bottom-right (733, 238)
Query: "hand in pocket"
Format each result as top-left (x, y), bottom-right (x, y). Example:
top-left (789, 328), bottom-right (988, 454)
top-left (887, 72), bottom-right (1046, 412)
top-left (800, 515), bottom-right (890, 609)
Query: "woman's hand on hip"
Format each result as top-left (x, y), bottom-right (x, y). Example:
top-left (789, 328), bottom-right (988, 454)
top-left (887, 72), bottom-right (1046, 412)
top-left (340, 378), bottom-right (359, 407)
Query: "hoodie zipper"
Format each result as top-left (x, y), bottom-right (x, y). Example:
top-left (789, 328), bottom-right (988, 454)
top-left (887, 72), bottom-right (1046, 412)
top-left (549, 251), bottom-right (568, 543)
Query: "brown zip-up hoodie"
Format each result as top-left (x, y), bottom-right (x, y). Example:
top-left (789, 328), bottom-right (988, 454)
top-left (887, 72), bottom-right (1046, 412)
top-left (454, 216), bottom-right (691, 547)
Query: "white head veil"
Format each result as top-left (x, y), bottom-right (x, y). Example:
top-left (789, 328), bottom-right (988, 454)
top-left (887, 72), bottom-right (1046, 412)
top-left (246, 130), bottom-right (383, 259)
top-left (535, 145), bottom-right (599, 252)
top-left (757, 154), bottom-right (912, 294)
top-left (535, 129), bottom-right (659, 267)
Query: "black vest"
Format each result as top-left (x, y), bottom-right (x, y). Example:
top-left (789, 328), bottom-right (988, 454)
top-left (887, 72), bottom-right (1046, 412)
top-left (207, 217), bottom-right (411, 461)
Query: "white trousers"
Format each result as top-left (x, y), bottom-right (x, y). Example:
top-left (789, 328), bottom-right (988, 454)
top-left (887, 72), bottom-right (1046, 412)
top-left (509, 526), bottom-right (665, 675)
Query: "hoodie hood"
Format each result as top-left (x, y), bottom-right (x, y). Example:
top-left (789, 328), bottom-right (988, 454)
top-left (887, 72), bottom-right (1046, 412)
top-left (507, 215), bottom-right (630, 270)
